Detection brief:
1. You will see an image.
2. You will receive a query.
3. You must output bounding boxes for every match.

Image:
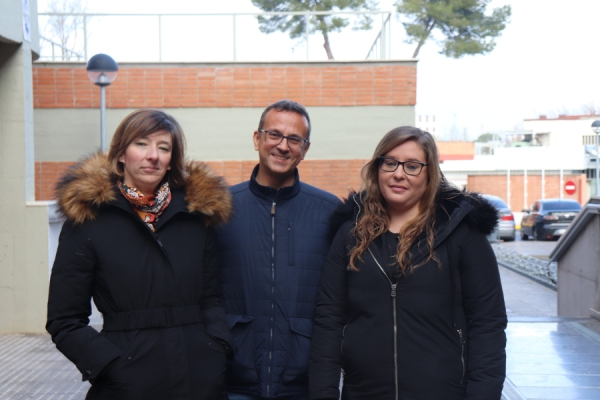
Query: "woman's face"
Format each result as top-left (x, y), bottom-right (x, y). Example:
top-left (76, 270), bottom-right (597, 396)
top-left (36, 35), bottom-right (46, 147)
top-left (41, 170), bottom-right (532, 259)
top-left (378, 140), bottom-right (428, 217)
top-left (119, 130), bottom-right (172, 196)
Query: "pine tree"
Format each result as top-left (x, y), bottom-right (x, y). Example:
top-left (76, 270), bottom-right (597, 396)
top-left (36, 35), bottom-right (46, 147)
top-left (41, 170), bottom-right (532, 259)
top-left (396, 0), bottom-right (511, 58)
top-left (251, 0), bottom-right (377, 60)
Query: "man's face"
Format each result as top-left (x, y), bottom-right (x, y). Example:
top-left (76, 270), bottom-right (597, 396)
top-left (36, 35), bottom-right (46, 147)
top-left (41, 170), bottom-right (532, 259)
top-left (253, 110), bottom-right (310, 188)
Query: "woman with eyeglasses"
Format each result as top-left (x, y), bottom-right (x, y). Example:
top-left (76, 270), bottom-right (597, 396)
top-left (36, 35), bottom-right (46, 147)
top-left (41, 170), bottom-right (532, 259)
top-left (309, 126), bottom-right (507, 400)
top-left (47, 109), bottom-right (233, 399)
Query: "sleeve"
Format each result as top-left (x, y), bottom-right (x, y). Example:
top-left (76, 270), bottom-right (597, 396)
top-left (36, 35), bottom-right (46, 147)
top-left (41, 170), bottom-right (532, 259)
top-left (199, 227), bottom-right (233, 353)
top-left (309, 224), bottom-right (350, 400)
top-left (46, 220), bottom-right (122, 382)
top-left (457, 224), bottom-right (508, 400)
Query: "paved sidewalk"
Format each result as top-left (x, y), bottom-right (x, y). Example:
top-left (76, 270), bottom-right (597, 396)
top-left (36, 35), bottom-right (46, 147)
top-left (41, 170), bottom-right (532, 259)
top-left (500, 266), bottom-right (600, 399)
top-left (2, 266), bottom-right (600, 399)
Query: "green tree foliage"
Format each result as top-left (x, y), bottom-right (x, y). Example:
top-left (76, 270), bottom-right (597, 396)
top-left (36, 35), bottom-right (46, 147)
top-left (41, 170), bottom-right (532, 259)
top-left (395, 0), bottom-right (511, 58)
top-left (475, 133), bottom-right (494, 142)
top-left (251, 0), bottom-right (377, 60)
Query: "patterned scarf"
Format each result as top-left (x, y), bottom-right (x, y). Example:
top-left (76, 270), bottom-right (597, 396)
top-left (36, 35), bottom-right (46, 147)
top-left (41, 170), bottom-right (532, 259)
top-left (118, 181), bottom-right (171, 232)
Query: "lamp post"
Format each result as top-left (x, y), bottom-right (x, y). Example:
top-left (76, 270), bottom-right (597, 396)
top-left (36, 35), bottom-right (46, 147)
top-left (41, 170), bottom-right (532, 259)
top-left (86, 54), bottom-right (118, 152)
top-left (592, 120), bottom-right (600, 196)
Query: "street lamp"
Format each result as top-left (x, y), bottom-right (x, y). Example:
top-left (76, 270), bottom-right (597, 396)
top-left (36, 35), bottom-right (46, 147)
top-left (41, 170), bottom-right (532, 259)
top-left (86, 54), bottom-right (118, 152)
top-left (592, 120), bottom-right (600, 196)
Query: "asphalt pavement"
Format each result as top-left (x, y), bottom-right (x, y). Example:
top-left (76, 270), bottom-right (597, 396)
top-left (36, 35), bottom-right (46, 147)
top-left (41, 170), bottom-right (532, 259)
top-left (499, 230), bottom-right (558, 260)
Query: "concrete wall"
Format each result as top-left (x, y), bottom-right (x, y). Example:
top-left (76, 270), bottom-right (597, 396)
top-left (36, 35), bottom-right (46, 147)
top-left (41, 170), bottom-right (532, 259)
top-left (557, 214), bottom-right (600, 317)
top-left (0, 0), bottom-right (40, 54)
top-left (0, 1), bottom-right (49, 333)
top-left (34, 105), bottom-right (414, 162)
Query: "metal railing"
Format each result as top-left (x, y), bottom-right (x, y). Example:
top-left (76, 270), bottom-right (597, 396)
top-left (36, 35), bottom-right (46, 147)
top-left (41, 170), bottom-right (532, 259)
top-left (38, 10), bottom-right (393, 62)
top-left (366, 13), bottom-right (391, 60)
top-left (39, 36), bottom-right (84, 61)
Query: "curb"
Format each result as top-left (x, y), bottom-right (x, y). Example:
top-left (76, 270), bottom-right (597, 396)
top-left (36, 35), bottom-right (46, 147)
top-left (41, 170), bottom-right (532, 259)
top-left (565, 321), bottom-right (600, 345)
top-left (502, 376), bottom-right (527, 400)
top-left (497, 261), bottom-right (556, 291)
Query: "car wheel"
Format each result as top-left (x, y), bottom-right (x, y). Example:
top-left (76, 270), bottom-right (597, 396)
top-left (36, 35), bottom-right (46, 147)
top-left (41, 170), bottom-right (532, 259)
top-left (521, 230), bottom-right (528, 240)
top-left (503, 236), bottom-right (514, 242)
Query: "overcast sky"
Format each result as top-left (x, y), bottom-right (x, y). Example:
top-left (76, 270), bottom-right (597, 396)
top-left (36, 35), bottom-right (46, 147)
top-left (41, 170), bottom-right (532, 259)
top-left (38, 0), bottom-right (600, 140)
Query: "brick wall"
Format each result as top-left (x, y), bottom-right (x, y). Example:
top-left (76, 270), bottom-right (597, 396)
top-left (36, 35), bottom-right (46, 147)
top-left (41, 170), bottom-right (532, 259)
top-left (44, 161), bottom-right (589, 207)
top-left (36, 161), bottom-right (76, 202)
top-left (35, 159), bottom-right (369, 201)
top-left (437, 141), bottom-right (474, 161)
top-left (467, 174), bottom-right (587, 210)
top-left (33, 62), bottom-right (416, 109)
top-left (35, 142), bottom-right (474, 200)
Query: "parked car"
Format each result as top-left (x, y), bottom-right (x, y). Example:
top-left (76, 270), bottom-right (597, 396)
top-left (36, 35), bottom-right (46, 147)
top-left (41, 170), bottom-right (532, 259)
top-left (520, 198), bottom-right (582, 241)
top-left (482, 194), bottom-right (516, 241)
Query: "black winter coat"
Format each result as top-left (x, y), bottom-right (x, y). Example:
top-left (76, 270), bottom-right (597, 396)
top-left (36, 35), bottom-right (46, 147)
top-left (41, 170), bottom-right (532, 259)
top-left (46, 153), bottom-right (233, 400)
top-left (216, 166), bottom-right (340, 398)
top-left (310, 185), bottom-right (507, 400)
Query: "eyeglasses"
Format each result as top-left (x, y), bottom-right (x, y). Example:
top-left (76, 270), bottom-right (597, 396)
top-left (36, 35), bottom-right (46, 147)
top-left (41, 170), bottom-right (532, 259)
top-left (378, 156), bottom-right (428, 176)
top-left (259, 129), bottom-right (308, 150)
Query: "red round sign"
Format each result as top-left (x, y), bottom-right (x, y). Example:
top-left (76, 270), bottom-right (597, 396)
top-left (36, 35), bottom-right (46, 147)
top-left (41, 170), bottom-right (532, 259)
top-left (564, 180), bottom-right (576, 195)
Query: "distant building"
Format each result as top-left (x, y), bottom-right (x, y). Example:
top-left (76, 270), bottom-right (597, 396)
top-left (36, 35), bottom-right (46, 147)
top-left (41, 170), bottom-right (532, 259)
top-left (523, 114), bottom-right (600, 147)
top-left (416, 114), bottom-right (439, 138)
top-left (439, 115), bottom-right (600, 208)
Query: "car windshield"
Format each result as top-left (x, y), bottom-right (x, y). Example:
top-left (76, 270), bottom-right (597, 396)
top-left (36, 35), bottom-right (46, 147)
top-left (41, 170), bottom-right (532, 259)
top-left (484, 196), bottom-right (509, 210)
top-left (542, 201), bottom-right (581, 211)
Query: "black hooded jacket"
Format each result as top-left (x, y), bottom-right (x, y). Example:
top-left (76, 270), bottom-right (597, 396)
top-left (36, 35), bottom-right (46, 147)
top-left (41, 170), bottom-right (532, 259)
top-left (309, 183), bottom-right (507, 400)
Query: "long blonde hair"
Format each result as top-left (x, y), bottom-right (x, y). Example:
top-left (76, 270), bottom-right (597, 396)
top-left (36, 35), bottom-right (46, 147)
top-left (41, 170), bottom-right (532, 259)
top-left (349, 126), bottom-right (443, 274)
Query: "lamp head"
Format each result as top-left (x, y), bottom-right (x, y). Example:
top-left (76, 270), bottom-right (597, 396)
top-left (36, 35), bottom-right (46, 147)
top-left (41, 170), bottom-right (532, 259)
top-left (86, 54), bottom-right (118, 87)
top-left (592, 120), bottom-right (600, 135)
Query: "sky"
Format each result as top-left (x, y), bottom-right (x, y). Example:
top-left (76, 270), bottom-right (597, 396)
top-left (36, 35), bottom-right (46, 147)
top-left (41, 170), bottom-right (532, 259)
top-left (38, 0), bottom-right (600, 140)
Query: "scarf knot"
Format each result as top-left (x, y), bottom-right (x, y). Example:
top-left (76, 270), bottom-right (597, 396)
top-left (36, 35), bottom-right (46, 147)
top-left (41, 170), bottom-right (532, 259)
top-left (118, 181), bottom-right (171, 232)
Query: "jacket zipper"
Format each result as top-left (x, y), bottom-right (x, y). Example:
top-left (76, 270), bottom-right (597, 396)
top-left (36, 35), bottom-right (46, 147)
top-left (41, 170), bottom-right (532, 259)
top-left (341, 325), bottom-right (347, 377)
top-left (267, 201), bottom-right (277, 398)
top-left (367, 248), bottom-right (399, 400)
top-left (457, 328), bottom-right (466, 384)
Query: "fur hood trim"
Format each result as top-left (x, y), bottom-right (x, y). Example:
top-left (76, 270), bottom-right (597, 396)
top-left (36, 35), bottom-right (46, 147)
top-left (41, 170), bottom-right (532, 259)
top-left (55, 152), bottom-right (232, 226)
top-left (330, 181), bottom-right (498, 237)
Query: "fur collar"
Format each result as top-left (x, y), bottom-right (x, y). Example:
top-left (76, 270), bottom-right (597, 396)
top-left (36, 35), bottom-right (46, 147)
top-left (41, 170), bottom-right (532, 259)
top-left (330, 181), bottom-right (498, 237)
top-left (55, 152), bottom-right (232, 226)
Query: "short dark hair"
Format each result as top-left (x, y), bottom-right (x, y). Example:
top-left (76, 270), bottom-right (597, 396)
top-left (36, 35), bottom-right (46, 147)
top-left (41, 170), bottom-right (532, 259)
top-left (258, 99), bottom-right (311, 140)
top-left (107, 109), bottom-right (188, 188)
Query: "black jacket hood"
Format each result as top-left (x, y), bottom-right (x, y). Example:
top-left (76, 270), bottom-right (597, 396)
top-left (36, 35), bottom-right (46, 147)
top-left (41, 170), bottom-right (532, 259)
top-left (330, 181), bottom-right (499, 240)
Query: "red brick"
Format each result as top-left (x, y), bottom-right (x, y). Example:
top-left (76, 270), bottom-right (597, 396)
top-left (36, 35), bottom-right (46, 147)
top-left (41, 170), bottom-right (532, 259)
top-left (127, 68), bottom-right (146, 108)
top-left (101, 69), bottom-right (126, 108)
top-left (33, 63), bottom-right (417, 110)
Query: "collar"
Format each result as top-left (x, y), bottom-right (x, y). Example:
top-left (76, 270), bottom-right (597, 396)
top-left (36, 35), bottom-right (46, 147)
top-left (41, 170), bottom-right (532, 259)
top-left (54, 152), bottom-right (231, 225)
top-left (112, 186), bottom-right (189, 230)
top-left (249, 164), bottom-right (301, 203)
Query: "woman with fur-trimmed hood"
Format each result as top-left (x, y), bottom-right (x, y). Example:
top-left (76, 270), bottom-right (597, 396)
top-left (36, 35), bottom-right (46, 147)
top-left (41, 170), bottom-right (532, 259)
top-left (46, 109), bottom-right (233, 399)
top-left (309, 127), bottom-right (507, 400)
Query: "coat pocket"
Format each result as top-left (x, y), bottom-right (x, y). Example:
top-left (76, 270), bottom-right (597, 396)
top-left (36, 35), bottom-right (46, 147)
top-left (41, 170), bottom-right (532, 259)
top-left (281, 317), bottom-right (313, 384)
top-left (226, 314), bottom-right (259, 384)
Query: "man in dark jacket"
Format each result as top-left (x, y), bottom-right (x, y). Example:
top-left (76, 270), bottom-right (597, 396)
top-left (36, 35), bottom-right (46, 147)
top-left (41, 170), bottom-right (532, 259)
top-left (216, 100), bottom-right (340, 399)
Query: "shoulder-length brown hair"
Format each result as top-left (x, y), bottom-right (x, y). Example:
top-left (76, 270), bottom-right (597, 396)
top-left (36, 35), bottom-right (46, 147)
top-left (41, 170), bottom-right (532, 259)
top-left (349, 126), bottom-right (443, 274)
top-left (107, 109), bottom-right (188, 188)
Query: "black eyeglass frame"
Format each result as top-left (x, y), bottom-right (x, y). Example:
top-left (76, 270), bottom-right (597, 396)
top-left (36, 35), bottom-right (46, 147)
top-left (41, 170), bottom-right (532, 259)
top-left (258, 129), bottom-right (309, 150)
top-left (377, 156), bottom-right (428, 176)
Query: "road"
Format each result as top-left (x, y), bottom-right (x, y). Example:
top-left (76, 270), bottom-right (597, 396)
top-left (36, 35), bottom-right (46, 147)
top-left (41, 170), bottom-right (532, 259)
top-left (498, 229), bottom-right (558, 260)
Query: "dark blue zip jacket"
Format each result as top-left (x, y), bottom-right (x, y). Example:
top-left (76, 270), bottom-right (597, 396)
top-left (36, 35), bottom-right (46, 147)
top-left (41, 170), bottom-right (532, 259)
top-left (216, 165), bottom-right (340, 398)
